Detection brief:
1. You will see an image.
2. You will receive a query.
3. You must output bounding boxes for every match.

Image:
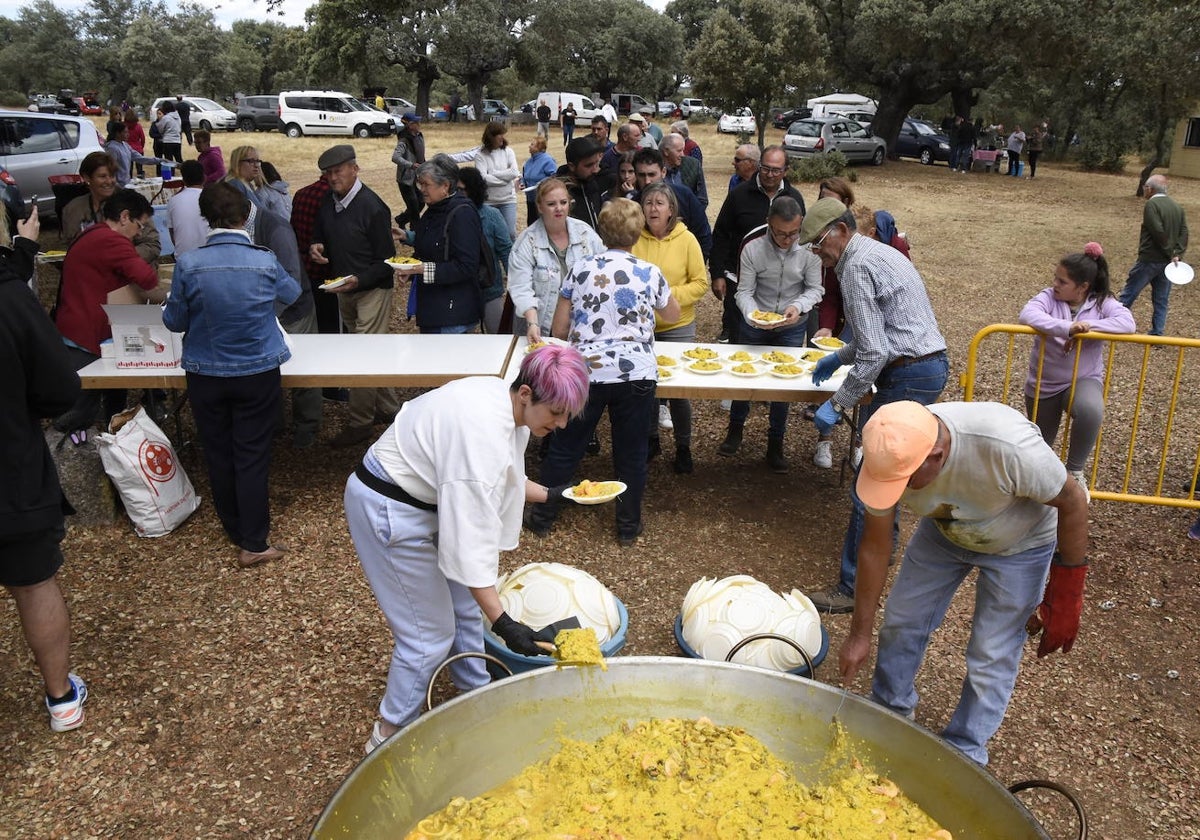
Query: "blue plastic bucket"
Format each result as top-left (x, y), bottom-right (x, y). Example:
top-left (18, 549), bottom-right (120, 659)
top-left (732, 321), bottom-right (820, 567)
top-left (483, 598), bottom-right (629, 675)
top-left (673, 613), bottom-right (829, 678)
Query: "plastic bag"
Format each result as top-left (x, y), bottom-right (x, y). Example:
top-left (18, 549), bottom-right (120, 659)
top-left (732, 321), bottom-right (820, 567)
top-left (97, 406), bottom-right (200, 537)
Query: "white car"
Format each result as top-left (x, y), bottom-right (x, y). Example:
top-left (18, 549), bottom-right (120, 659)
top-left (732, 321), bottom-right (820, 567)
top-left (150, 96), bottom-right (237, 131)
top-left (0, 110), bottom-right (105, 217)
top-left (717, 108), bottom-right (756, 134)
top-left (679, 98), bottom-right (708, 118)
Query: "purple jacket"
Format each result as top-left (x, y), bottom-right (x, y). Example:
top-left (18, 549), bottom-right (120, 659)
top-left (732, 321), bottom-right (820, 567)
top-left (1019, 288), bottom-right (1134, 396)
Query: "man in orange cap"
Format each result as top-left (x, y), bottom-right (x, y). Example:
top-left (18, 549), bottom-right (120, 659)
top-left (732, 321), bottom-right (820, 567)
top-left (840, 400), bottom-right (1090, 765)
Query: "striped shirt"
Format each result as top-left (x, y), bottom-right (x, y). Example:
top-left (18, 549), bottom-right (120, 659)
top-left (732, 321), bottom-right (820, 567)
top-left (832, 233), bottom-right (946, 411)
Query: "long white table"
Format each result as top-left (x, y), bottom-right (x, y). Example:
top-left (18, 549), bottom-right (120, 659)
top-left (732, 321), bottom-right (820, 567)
top-left (79, 333), bottom-right (520, 389)
top-left (507, 338), bottom-right (859, 404)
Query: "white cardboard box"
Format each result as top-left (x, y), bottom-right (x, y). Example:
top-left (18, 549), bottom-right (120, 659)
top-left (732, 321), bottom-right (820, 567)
top-left (101, 304), bottom-right (183, 369)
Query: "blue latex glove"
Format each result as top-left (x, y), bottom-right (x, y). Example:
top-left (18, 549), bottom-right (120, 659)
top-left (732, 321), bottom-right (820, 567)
top-left (813, 399), bottom-right (841, 435)
top-left (812, 353), bottom-right (842, 386)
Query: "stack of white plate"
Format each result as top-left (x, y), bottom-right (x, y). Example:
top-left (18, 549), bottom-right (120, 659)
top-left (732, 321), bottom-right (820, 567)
top-left (680, 575), bottom-right (822, 671)
top-left (496, 562), bottom-right (621, 644)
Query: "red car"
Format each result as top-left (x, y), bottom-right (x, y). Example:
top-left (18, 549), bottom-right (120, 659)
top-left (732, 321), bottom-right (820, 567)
top-left (74, 97), bottom-right (103, 116)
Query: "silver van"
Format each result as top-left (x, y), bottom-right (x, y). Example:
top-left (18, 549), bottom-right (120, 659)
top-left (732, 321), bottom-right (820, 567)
top-left (278, 91), bottom-right (396, 138)
top-left (0, 110), bottom-right (105, 217)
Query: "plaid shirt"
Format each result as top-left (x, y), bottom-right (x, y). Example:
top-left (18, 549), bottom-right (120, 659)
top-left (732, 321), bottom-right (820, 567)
top-left (832, 233), bottom-right (946, 411)
top-left (291, 175), bottom-right (331, 283)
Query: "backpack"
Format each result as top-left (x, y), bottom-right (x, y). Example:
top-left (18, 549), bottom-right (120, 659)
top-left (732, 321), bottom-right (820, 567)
top-left (443, 202), bottom-right (496, 291)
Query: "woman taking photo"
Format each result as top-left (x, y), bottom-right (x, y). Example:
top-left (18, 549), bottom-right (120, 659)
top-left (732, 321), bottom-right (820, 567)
top-left (507, 177), bottom-right (603, 343)
top-left (474, 122), bottom-right (519, 239)
top-left (163, 183), bottom-right (300, 567)
top-left (525, 198), bottom-right (680, 547)
top-left (391, 155), bottom-right (484, 333)
top-left (1019, 242), bottom-right (1134, 502)
top-left (631, 181), bottom-right (707, 473)
top-left (347, 344), bottom-right (590, 753)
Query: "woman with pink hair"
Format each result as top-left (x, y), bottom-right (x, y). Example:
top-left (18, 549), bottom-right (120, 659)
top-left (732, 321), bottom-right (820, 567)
top-left (345, 344), bottom-right (590, 754)
top-left (1019, 242), bottom-right (1134, 502)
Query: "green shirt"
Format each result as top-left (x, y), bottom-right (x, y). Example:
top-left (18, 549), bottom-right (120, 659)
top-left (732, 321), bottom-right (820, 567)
top-left (1138, 193), bottom-right (1188, 262)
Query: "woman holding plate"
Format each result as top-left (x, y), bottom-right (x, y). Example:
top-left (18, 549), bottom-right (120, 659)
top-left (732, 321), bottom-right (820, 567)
top-left (525, 198), bottom-right (680, 547)
top-left (720, 196), bottom-right (823, 474)
top-left (346, 344), bottom-right (589, 753)
top-left (1019, 241), bottom-right (1133, 503)
top-left (632, 181), bottom-right (707, 474)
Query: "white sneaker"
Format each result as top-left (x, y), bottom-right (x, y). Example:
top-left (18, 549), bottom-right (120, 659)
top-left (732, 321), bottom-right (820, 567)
top-left (658, 404), bottom-right (673, 430)
top-left (720, 399), bottom-right (732, 411)
top-left (813, 440), bottom-right (833, 469)
top-left (852, 446), bottom-right (863, 468)
top-left (1069, 470), bottom-right (1091, 504)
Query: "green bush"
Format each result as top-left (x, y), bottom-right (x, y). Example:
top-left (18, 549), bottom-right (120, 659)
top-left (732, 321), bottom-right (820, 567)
top-left (0, 90), bottom-right (28, 109)
top-left (788, 151), bottom-right (855, 184)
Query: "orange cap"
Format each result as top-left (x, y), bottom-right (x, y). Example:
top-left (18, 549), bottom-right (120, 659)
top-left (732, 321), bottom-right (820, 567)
top-left (856, 402), bottom-right (939, 509)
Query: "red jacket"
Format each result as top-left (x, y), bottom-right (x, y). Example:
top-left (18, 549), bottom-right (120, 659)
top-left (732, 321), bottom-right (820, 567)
top-left (56, 224), bottom-right (158, 354)
top-left (126, 121), bottom-right (146, 154)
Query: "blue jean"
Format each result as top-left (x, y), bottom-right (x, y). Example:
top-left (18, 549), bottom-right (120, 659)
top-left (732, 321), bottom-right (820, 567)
top-left (837, 352), bottom-right (949, 594)
top-left (871, 519), bottom-right (1053, 765)
top-left (530, 379), bottom-right (656, 538)
top-left (951, 142), bottom-right (973, 171)
top-left (730, 319), bottom-right (807, 438)
top-left (1118, 261), bottom-right (1170, 335)
top-left (490, 201), bottom-right (518, 241)
top-left (345, 463), bottom-right (488, 728)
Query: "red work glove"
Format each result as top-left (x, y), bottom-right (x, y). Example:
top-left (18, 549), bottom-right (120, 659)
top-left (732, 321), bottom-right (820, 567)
top-left (1026, 559), bottom-right (1088, 657)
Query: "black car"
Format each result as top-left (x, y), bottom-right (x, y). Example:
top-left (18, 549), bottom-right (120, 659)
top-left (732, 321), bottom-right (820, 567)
top-left (237, 95), bottom-right (282, 132)
top-left (892, 117), bottom-right (952, 165)
top-left (772, 107), bottom-right (811, 129)
top-left (28, 95), bottom-right (81, 117)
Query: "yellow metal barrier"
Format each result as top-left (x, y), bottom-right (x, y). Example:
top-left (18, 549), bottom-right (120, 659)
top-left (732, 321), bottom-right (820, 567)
top-left (961, 324), bottom-right (1200, 508)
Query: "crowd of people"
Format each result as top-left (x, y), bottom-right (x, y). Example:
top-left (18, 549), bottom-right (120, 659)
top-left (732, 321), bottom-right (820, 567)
top-left (0, 104), bottom-right (1189, 770)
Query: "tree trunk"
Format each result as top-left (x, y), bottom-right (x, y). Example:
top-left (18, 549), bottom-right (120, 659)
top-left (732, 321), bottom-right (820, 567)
top-left (414, 66), bottom-right (439, 120)
top-left (950, 84), bottom-right (976, 120)
top-left (466, 75), bottom-right (487, 120)
top-left (1136, 97), bottom-right (1172, 196)
top-left (872, 93), bottom-right (916, 158)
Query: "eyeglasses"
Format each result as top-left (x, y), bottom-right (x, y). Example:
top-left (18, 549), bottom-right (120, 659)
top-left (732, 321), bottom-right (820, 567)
top-left (769, 226), bottom-right (801, 242)
top-left (241, 158), bottom-right (262, 166)
top-left (808, 228), bottom-right (833, 252)
top-left (759, 165), bottom-right (786, 175)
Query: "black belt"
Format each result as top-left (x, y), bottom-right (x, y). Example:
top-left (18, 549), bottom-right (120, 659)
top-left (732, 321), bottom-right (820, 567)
top-left (885, 350), bottom-right (945, 371)
top-left (355, 463), bottom-right (437, 512)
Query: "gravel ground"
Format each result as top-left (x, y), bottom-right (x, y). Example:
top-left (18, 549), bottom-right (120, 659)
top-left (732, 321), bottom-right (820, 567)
top-left (2, 136), bottom-right (1198, 839)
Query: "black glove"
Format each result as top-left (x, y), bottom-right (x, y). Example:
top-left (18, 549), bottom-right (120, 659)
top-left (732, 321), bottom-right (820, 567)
top-left (546, 483), bottom-right (570, 504)
top-left (492, 611), bottom-right (549, 656)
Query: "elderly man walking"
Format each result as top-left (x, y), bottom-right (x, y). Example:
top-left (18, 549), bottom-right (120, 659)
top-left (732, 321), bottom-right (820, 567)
top-left (838, 400), bottom-right (1090, 765)
top-left (1116, 174), bottom-right (1188, 336)
top-left (799, 197), bottom-right (949, 613)
top-left (309, 145), bottom-right (400, 447)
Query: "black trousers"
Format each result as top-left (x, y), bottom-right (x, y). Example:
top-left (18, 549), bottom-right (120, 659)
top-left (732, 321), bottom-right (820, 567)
top-left (186, 368), bottom-right (281, 553)
top-left (396, 182), bottom-right (424, 228)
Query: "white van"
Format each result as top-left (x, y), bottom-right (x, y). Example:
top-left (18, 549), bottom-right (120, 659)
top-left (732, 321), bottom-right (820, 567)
top-left (277, 91), bottom-right (396, 138)
top-left (536, 92), bottom-right (600, 123)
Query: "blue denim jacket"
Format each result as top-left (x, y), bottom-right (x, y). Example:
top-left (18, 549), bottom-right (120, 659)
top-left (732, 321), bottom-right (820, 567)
top-left (163, 231), bottom-right (301, 376)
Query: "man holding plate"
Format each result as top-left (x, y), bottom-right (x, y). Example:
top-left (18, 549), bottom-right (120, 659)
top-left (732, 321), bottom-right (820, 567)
top-left (717, 196), bottom-right (822, 474)
top-left (800, 197), bottom-right (949, 614)
top-left (1116, 174), bottom-right (1188, 336)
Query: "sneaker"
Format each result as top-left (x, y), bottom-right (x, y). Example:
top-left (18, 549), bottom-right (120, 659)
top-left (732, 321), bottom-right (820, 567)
top-left (617, 522), bottom-right (644, 548)
top-left (329, 425), bottom-right (374, 448)
top-left (673, 445), bottom-right (693, 474)
top-left (586, 433), bottom-right (601, 456)
top-left (1069, 470), bottom-right (1091, 504)
top-left (364, 720), bottom-right (389, 755)
top-left (46, 673), bottom-right (87, 733)
top-left (813, 440), bottom-right (833, 469)
top-left (716, 329), bottom-right (730, 344)
top-left (720, 399), bottom-right (732, 411)
top-left (658, 404), bottom-right (673, 430)
top-left (808, 587), bottom-right (855, 614)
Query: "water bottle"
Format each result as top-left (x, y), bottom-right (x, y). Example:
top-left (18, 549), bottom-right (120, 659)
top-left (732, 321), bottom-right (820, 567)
top-left (161, 163), bottom-right (173, 180)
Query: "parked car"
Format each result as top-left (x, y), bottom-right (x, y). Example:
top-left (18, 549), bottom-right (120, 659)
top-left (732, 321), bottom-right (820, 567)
top-left (611, 93), bottom-right (652, 117)
top-left (278, 90), bottom-right (395, 138)
top-left (892, 117), bottom-right (952, 165)
top-left (717, 107), bottom-right (756, 135)
top-left (832, 110), bottom-right (876, 127)
top-left (772, 107), bottom-right (811, 129)
top-left (679, 98), bottom-right (708, 118)
top-left (0, 110), bottom-right (105, 217)
top-left (73, 97), bottom-right (104, 116)
top-left (28, 94), bottom-right (80, 116)
top-left (657, 101), bottom-right (677, 117)
top-left (457, 98), bottom-right (509, 120)
top-left (782, 117), bottom-right (886, 166)
top-left (236, 94), bottom-right (281, 132)
top-left (150, 96), bottom-right (237, 131)
top-left (383, 96), bottom-right (417, 116)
